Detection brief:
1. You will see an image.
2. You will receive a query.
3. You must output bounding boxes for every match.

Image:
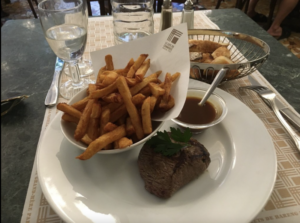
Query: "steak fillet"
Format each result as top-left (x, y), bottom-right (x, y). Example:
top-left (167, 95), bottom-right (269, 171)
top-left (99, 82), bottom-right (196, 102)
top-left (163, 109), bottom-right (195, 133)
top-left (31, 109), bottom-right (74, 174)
top-left (138, 138), bottom-right (210, 198)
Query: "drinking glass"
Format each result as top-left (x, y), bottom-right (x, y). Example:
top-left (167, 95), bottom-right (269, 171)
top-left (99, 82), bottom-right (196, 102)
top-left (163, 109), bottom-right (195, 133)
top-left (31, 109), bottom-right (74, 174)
top-left (63, 58), bottom-right (94, 77)
top-left (38, 0), bottom-right (90, 99)
top-left (111, 0), bottom-right (154, 45)
top-left (63, 0), bottom-right (94, 78)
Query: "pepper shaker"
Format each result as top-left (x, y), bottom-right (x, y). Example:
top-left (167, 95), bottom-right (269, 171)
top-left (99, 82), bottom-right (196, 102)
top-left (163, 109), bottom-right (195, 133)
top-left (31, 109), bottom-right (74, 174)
top-left (181, 0), bottom-right (194, 29)
top-left (160, 0), bottom-right (173, 31)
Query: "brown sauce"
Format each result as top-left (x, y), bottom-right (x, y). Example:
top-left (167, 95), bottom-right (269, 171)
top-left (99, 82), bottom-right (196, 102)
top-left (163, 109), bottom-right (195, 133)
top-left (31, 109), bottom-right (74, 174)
top-left (176, 97), bottom-right (216, 125)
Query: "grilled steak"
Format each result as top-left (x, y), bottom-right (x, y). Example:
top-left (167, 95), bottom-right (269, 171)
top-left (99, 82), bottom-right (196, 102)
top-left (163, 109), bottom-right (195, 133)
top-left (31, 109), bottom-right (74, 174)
top-left (138, 138), bottom-right (210, 198)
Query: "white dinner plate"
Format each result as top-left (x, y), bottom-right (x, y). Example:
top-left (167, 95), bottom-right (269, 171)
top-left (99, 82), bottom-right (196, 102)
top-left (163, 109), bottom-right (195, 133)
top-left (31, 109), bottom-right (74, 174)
top-left (37, 80), bottom-right (277, 223)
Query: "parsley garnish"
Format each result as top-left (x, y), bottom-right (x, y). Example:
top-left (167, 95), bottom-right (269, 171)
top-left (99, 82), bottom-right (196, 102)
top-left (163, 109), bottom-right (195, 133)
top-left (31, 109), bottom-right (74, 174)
top-left (145, 127), bottom-right (192, 156)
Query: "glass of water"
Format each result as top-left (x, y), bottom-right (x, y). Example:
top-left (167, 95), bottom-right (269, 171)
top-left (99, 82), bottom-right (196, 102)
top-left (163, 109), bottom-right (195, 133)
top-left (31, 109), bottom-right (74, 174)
top-left (63, 58), bottom-right (94, 77)
top-left (38, 0), bottom-right (90, 99)
top-left (111, 0), bottom-right (154, 45)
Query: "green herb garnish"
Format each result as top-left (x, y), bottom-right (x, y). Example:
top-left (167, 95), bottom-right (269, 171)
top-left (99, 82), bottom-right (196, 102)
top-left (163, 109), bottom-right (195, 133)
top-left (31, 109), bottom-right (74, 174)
top-left (145, 127), bottom-right (192, 156)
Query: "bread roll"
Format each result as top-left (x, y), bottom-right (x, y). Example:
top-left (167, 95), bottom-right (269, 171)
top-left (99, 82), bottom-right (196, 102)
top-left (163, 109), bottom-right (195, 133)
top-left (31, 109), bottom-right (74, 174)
top-left (189, 40), bottom-right (229, 53)
top-left (210, 56), bottom-right (233, 64)
top-left (190, 53), bottom-right (213, 63)
top-left (212, 46), bottom-right (231, 59)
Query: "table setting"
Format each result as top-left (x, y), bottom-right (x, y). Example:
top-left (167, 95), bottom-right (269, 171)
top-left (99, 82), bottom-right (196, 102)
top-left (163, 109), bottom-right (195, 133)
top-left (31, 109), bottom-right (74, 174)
top-left (1, 0), bottom-right (300, 223)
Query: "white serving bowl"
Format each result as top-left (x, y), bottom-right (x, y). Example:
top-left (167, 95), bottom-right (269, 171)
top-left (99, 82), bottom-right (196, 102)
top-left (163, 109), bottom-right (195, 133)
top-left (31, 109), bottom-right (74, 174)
top-left (171, 88), bottom-right (228, 134)
top-left (60, 88), bottom-right (164, 154)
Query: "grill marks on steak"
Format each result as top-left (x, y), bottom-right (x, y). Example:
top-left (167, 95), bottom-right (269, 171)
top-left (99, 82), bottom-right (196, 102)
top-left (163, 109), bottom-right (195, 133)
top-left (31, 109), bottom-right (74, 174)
top-left (138, 138), bottom-right (210, 198)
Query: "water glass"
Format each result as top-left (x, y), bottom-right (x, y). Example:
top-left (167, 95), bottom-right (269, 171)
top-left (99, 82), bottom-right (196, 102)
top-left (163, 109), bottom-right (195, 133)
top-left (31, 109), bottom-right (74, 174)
top-left (38, 0), bottom-right (90, 99)
top-left (63, 58), bottom-right (94, 77)
top-left (110, 0), bottom-right (154, 45)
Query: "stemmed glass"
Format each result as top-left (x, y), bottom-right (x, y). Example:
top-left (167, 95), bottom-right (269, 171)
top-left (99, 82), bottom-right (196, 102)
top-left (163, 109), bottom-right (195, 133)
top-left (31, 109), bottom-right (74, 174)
top-left (38, 0), bottom-right (90, 99)
top-left (63, 58), bottom-right (94, 77)
top-left (63, 0), bottom-right (94, 78)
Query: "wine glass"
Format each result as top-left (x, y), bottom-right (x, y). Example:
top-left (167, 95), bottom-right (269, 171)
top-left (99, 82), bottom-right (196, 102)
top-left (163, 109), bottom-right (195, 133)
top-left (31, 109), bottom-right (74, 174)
top-left (63, 57), bottom-right (94, 77)
top-left (38, 0), bottom-right (90, 99)
top-left (63, 0), bottom-right (94, 78)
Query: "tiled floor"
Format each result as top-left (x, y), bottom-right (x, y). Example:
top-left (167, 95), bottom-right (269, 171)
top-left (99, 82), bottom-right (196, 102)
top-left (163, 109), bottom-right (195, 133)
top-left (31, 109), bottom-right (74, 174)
top-left (1, 0), bottom-right (299, 58)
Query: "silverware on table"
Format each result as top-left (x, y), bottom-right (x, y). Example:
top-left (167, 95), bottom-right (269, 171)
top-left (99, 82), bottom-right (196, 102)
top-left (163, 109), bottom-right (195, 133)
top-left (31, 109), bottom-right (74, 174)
top-left (240, 85), bottom-right (300, 152)
top-left (198, 68), bottom-right (227, 106)
top-left (247, 75), bottom-right (300, 131)
top-left (45, 57), bottom-right (64, 107)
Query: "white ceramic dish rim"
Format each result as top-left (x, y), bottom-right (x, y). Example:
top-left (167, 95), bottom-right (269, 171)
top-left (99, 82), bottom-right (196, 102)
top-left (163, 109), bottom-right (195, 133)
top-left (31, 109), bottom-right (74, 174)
top-left (36, 81), bottom-right (277, 223)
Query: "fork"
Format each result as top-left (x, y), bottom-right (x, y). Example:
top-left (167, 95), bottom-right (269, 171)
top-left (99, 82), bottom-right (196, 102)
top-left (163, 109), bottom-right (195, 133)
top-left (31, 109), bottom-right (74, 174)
top-left (241, 85), bottom-right (300, 152)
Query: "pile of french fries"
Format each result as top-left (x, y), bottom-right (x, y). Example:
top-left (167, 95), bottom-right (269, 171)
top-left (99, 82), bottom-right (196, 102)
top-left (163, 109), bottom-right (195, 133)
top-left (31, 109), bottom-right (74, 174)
top-left (189, 39), bottom-right (239, 79)
top-left (57, 54), bottom-right (180, 160)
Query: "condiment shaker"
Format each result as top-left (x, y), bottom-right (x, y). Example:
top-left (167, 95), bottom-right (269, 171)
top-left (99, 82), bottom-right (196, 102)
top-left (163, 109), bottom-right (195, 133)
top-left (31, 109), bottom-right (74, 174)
top-left (160, 0), bottom-right (173, 31)
top-left (181, 0), bottom-right (194, 29)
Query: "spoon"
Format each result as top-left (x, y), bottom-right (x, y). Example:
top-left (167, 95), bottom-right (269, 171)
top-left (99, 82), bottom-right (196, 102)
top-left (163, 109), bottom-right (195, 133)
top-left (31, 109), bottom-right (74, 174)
top-left (198, 68), bottom-right (228, 106)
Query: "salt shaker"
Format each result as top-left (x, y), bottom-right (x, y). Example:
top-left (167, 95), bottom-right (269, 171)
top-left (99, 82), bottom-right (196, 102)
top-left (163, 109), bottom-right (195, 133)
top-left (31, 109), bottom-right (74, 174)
top-left (160, 0), bottom-right (173, 31)
top-left (181, 0), bottom-right (194, 29)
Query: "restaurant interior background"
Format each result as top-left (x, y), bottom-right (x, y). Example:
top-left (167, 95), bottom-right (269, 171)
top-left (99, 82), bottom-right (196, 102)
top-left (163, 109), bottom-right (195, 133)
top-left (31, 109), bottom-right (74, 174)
top-left (1, 0), bottom-right (299, 59)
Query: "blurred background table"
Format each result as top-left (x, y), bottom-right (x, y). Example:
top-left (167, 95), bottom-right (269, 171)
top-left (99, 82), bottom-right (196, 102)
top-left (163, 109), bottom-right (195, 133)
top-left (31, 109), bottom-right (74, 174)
top-left (1, 19), bottom-right (56, 222)
top-left (1, 8), bottom-right (300, 222)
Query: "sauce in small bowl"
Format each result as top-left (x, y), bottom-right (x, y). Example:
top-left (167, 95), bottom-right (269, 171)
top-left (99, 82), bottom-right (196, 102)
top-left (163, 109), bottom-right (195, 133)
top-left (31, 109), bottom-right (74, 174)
top-left (172, 89), bottom-right (228, 134)
top-left (177, 97), bottom-right (216, 125)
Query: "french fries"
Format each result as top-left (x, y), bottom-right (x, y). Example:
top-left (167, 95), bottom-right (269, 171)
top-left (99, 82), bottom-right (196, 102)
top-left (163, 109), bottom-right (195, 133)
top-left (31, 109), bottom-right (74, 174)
top-left (88, 84), bottom-right (97, 95)
top-left (135, 59), bottom-right (150, 81)
top-left (71, 97), bottom-right (89, 111)
top-left (87, 118), bottom-right (99, 140)
top-left (127, 54), bottom-right (148, 78)
top-left (141, 97), bottom-right (152, 134)
top-left (102, 71), bottom-right (118, 87)
top-left (81, 134), bottom-right (93, 145)
top-left (122, 58), bottom-right (135, 76)
top-left (149, 83), bottom-right (165, 97)
top-left (62, 113), bottom-right (79, 124)
top-left (105, 54), bottom-right (114, 70)
top-left (57, 103), bottom-right (82, 119)
top-left (103, 122), bottom-right (118, 133)
top-left (58, 54), bottom-right (180, 160)
top-left (89, 80), bottom-right (118, 99)
top-left (115, 137), bottom-right (133, 149)
top-left (116, 76), bottom-right (145, 140)
top-left (131, 93), bottom-right (146, 106)
top-left (96, 66), bottom-right (106, 84)
top-left (125, 77), bottom-right (138, 87)
top-left (102, 93), bottom-right (123, 103)
top-left (74, 99), bottom-right (94, 141)
top-left (77, 125), bottom-right (127, 160)
top-left (87, 101), bottom-right (101, 140)
top-left (99, 108), bottom-right (110, 135)
top-left (126, 117), bottom-right (135, 136)
top-left (162, 73), bottom-right (172, 103)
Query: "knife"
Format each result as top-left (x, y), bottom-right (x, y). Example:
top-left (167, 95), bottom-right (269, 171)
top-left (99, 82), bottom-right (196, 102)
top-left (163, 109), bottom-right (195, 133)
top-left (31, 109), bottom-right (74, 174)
top-left (45, 57), bottom-right (64, 107)
top-left (248, 75), bottom-right (300, 131)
